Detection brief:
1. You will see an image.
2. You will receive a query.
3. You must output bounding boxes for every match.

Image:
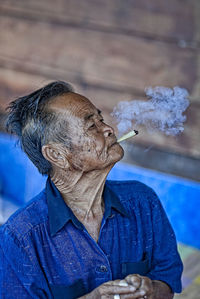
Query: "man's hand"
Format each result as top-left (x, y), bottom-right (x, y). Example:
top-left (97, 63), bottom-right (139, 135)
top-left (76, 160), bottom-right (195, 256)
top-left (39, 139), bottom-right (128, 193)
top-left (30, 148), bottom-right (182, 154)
top-left (124, 274), bottom-right (153, 298)
top-left (79, 274), bottom-right (153, 299)
top-left (80, 279), bottom-right (136, 298)
top-left (79, 274), bottom-right (174, 299)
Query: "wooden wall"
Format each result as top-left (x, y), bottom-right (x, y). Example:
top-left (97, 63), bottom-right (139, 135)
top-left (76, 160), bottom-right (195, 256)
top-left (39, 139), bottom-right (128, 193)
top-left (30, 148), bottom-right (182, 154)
top-left (0, 0), bottom-right (200, 180)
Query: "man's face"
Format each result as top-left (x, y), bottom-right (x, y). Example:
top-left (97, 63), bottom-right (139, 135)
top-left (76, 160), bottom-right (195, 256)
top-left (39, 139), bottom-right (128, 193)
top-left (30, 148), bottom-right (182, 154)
top-left (49, 92), bottom-right (124, 172)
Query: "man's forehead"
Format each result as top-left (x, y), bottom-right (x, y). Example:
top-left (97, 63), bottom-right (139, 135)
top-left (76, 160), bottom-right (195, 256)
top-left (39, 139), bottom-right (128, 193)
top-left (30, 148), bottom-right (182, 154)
top-left (49, 92), bottom-right (98, 117)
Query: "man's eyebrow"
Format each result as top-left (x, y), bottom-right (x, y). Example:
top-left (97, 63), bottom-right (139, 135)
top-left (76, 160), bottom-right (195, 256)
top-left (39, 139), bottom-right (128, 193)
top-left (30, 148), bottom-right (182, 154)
top-left (84, 109), bottom-right (102, 121)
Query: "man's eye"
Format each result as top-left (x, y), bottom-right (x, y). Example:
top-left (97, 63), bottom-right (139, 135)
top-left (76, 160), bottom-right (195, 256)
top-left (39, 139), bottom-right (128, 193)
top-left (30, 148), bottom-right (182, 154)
top-left (89, 123), bottom-right (96, 129)
top-left (100, 118), bottom-right (104, 122)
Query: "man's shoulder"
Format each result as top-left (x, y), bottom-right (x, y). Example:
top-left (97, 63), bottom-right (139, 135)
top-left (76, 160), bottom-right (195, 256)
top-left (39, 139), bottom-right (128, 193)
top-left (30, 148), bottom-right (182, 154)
top-left (0, 189), bottom-right (48, 241)
top-left (106, 180), bottom-right (159, 208)
top-left (106, 179), bottom-right (157, 197)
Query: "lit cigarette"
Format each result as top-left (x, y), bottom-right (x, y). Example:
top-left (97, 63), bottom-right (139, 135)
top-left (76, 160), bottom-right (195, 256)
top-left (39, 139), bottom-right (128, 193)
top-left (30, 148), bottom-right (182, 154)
top-left (114, 281), bottom-right (129, 299)
top-left (117, 130), bottom-right (138, 143)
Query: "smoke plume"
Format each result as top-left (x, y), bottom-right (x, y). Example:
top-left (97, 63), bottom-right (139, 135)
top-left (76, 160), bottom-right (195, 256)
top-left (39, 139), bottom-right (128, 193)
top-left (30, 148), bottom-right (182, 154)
top-left (111, 86), bottom-right (189, 136)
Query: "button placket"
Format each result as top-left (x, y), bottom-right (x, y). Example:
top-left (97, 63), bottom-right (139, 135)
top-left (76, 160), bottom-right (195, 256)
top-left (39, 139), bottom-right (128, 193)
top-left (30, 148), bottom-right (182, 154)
top-left (82, 229), bottom-right (112, 279)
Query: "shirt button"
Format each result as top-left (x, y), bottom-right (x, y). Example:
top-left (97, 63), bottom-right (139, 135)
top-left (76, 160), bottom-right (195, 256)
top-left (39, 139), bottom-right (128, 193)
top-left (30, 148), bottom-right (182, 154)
top-left (100, 265), bottom-right (108, 272)
top-left (96, 265), bottom-right (108, 272)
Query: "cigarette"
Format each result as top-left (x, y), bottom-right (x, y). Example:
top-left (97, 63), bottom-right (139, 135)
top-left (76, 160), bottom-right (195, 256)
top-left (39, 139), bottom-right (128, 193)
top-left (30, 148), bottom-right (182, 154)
top-left (117, 130), bottom-right (138, 143)
top-left (114, 281), bottom-right (129, 299)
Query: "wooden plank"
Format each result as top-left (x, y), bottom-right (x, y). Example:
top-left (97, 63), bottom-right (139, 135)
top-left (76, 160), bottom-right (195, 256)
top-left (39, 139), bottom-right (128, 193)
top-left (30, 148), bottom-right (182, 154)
top-left (174, 245), bottom-right (200, 298)
top-left (183, 251), bottom-right (200, 281)
top-left (178, 243), bottom-right (199, 262)
top-left (0, 15), bottom-right (197, 95)
top-left (174, 283), bottom-right (200, 299)
top-left (192, 1), bottom-right (200, 98)
top-left (0, 68), bottom-right (200, 161)
top-left (0, 0), bottom-right (196, 43)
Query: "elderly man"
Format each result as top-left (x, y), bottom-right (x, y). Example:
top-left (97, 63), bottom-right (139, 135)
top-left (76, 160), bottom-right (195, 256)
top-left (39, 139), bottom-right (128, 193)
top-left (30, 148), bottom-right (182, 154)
top-left (0, 81), bottom-right (183, 299)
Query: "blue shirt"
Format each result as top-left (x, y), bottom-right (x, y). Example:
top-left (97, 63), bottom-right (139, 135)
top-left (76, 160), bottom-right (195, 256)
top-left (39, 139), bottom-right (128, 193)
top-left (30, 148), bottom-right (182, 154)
top-left (0, 178), bottom-right (183, 298)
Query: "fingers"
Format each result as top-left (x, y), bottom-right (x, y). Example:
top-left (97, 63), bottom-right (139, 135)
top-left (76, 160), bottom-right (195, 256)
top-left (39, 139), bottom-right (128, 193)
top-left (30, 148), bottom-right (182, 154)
top-left (93, 276), bottom-right (153, 299)
top-left (125, 274), bottom-right (142, 290)
top-left (97, 280), bottom-right (137, 296)
top-left (124, 274), bottom-right (153, 298)
top-left (139, 276), bottom-right (153, 297)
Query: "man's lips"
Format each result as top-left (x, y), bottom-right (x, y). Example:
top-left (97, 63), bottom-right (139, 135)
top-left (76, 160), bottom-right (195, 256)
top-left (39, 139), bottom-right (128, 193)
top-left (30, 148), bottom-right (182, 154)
top-left (108, 137), bottom-right (118, 148)
top-left (111, 141), bottom-right (118, 146)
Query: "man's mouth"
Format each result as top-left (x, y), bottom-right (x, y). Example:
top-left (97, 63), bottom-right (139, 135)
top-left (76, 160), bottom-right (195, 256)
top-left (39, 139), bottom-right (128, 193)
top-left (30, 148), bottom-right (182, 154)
top-left (109, 138), bottom-right (118, 148)
top-left (111, 141), bottom-right (118, 146)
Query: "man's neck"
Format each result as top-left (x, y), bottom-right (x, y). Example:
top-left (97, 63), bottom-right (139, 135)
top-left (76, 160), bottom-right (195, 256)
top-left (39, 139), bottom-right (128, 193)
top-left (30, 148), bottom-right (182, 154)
top-left (50, 165), bottom-right (113, 222)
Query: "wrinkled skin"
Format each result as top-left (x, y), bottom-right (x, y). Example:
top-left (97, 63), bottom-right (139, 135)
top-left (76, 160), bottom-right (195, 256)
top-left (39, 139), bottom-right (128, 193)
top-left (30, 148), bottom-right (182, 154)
top-left (42, 92), bottom-right (174, 299)
top-left (79, 274), bottom-right (174, 299)
top-left (86, 274), bottom-right (154, 299)
top-left (47, 92), bottom-right (124, 172)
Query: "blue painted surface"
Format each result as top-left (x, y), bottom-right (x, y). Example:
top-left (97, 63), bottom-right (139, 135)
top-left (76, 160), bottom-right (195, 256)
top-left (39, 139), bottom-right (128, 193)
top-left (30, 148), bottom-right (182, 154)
top-left (0, 133), bottom-right (46, 223)
top-left (108, 163), bottom-right (200, 249)
top-left (0, 133), bottom-right (200, 248)
top-left (0, 133), bottom-right (46, 204)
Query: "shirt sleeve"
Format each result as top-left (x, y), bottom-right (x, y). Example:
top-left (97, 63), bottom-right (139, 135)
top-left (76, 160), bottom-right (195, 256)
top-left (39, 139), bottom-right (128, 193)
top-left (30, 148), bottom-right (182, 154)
top-left (0, 228), bottom-right (52, 299)
top-left (146, 191), bottom-right (183, 293)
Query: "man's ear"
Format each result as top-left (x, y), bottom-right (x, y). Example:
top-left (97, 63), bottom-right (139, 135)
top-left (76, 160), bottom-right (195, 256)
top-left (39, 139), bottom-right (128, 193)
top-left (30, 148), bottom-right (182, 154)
top-left (42, 143), bottom-right (70, 169)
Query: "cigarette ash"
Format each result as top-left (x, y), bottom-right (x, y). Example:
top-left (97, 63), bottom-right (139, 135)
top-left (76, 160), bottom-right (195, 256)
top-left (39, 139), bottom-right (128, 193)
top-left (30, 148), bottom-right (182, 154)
top-left (111, 86), bottom-right (190, 136)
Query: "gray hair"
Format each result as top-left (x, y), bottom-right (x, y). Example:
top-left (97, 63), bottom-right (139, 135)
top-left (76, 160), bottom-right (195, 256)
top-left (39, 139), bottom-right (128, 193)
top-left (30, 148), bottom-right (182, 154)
top-left (6, 81), bottom-right (74, 175)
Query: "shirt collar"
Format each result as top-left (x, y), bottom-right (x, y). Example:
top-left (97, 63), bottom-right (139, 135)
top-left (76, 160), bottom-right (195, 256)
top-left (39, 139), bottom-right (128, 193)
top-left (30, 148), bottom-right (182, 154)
top-left (46, 178), bottom-right (128, 237)
top-left (46, 177), bottom-right (84, 237)
top-left (103, 181), bottom-right (129, 219)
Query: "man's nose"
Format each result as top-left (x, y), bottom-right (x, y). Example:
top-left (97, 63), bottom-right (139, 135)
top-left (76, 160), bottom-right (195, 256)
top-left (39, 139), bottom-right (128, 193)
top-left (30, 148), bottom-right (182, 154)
top-left (101, 123), bottom-right (114, 137)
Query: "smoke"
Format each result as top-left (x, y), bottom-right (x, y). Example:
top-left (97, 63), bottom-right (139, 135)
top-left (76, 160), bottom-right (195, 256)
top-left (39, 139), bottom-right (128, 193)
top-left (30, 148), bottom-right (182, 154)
top-left (111, 86), bottom-right (190, 136)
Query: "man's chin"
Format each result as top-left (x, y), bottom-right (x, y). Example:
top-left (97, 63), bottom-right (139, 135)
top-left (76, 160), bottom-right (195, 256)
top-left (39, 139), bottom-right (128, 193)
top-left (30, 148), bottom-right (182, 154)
top-left (95, 149), bottom-right (124, 172)
top-left (107, 145), bottom-right (124, 166)
top-left (110, 143), bottom-right (124, 158)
